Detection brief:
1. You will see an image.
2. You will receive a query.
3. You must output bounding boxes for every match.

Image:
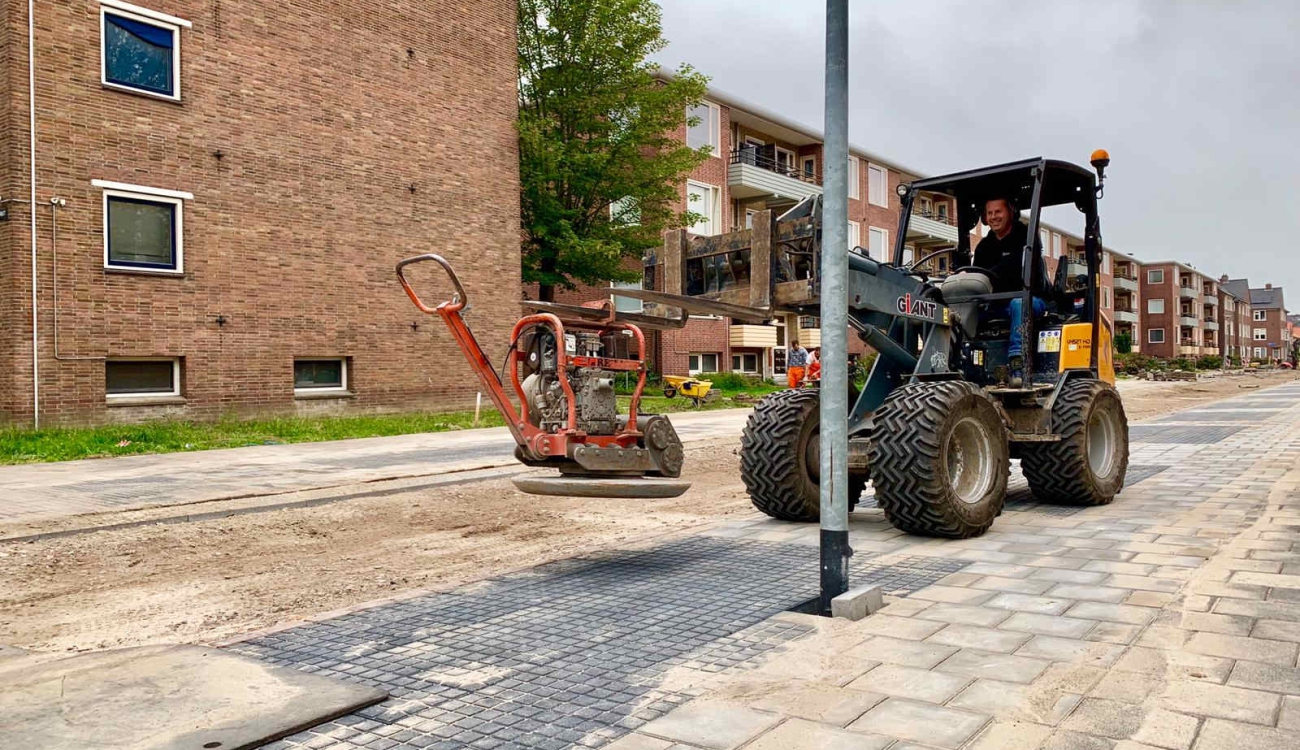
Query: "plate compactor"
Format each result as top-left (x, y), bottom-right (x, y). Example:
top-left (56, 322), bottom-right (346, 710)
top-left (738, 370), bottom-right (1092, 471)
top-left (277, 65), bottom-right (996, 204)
top-left (397, 254), bottom-right (690, 498)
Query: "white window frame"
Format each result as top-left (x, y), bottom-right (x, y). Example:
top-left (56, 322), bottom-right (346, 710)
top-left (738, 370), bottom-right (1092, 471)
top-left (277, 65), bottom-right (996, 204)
top-left (686, 101), bottom-right (721, 157)
top-left (93, 179), bottom-right (192, 275)
top-left (1147, 328), bottom-right (1165, 344)
top-left (294, 357), bottom-right (349, 395)
top-left (1255, 347), bottom-right (1265, 359)
top-left (800, 155), bottom-right (817, 181)
top-left (609, 196), bottom-right (640, 226)
top-left (105, 356), bottom-right (181, 399)
top-left (744, 208), bottom-right (757, 229)
top-left (99, 0), bottom-right (190, 102)
top-left (1254, 329), bottom-right (1268, 341)
top-left (610, 280), bottom-right (644, 314)
top-left (1147, 298), bottom-right (1165, 314)
top-left (1103, 287), bottom-right (1111, 309)
top-left (867, 163), bottom-right (888, 208)
top-left (847, 220), bottom-right (860, 252)
top-left (868, 226), bottom-right (888, 263)
top-left (1147, 269), bottom-right (1164, 284)
top-left (688, 352), bottom-right (719, 375)
top-left (1254, 310), bottom-right (1267, 321)
top-left (685, 180), bottom-right (720, 236)
top-left (848, 156), bottom-right (860, 200)
top-left (731, 352), bottom-right (759, 374)
top-left (774, 146), bottom-right (796, 174)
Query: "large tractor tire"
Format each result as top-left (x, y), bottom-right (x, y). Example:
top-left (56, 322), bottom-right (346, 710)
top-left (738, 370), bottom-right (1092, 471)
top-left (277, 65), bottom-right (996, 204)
top-left (1021, 378), bottom-right (1128, 505)
top-left (740, 389), bottom-right (866, 521)
top-left (870, 381), bottom-right (1009, 538)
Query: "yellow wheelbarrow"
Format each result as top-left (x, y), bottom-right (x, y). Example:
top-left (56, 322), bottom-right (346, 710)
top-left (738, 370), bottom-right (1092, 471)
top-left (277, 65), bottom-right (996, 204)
top-left (662, 375), bottom-right (720, 407)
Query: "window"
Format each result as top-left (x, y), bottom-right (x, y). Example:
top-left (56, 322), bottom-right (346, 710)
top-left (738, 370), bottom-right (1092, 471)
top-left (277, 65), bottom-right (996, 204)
top-left (936, 202), bottom-right (949, 222)
top-left (902, 246), bottom-right (915, 265)
top-left (685, 181), bottom-right (719, 235)
top-left (868, 227), bottom-right (888, 262)
top-left (744, 209), bottom-right (756, 229)
top-left (1255, 347), bottom-right (1265, 359)
top-left (1255, 329), bottom-right (1268, 341)
top-left (100, 1), bottom-right (190, 100)
top-left (1102, 253), bottom-right (1110, 274)
top-left (688, 353), bottom-right (718, 374)
top-left (610, 280), bottom-right (643, 314)
top-left (848, 156), bottom-right (860, 199)
top-left (294, 358), bottom-right (348, 393)
top-left (1147, 329), bottom-right (1165, 344)
top-left (686, 102), bottom-right (720, 156)
top-left (867, 164), bottom-right (888, 207)
top-left (1103, 288), bottom-right (1111, 309)
top-left (1147, 269), bottom-right (1164, 284)
top-left (106, 358), bottom-right (180, 398)
top-left (847, 220), bottom-right (860, 252)
top-left (731, 353), bottom-right (758, 373)
top-left (609, 196), bottom-right (640, 226)
top-left (94, 180), bottom-right (191, 273)
top-left (1254, 310), bottom-right (1267, 321)
top-left (775, 147), bottom-right (796, 175)
top-left (1051, 233), bottom-right (1062, 259)
top-left (1147, 298), bottom-right (1165, 314)
top-left (801, 155), bottom-right (816, 181)
top-left (1039, 229), bottom-right (1049, 254)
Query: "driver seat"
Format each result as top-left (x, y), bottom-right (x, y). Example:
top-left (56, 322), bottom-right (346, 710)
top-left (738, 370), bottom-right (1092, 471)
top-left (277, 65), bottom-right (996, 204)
top-left (940, 271), bottom-right (993, 338)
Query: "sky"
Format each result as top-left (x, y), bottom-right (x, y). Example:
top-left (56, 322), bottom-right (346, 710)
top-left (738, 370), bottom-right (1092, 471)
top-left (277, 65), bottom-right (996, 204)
top-left (653, 0), bottom-right (1300, 300)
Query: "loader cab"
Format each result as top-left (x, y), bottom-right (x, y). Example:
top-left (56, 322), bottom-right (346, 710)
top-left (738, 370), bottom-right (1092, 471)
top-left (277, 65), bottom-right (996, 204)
top-left (895, 158), bottom-right (1113, 388)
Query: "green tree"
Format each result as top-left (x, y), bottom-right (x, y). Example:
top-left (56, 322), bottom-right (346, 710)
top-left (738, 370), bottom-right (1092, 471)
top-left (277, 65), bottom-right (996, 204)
top-left (518, 0), bottom-right (710, 301)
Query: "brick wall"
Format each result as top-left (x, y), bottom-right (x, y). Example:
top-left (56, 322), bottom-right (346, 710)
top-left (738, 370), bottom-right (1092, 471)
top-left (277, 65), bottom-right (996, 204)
top-left (2, 0), bottom-right (519, 426)
top-left (1142, 264), bottom-right (1177, 358)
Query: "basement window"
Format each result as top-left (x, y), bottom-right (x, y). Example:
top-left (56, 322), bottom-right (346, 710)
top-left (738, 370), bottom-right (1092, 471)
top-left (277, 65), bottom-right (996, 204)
top-left (95, 180), bottom-right (191, 274)
top-left (100, 0), bottom-right (190, 101)
top-left (106, 358), bottom-right (180, 398)
top-left (295, 358), bottom-right (348, 394)
top-left (688, 353), bottom-right (719, 375)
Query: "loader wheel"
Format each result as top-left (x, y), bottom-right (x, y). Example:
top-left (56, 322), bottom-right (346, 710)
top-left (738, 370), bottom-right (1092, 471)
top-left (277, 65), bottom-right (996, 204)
top-left (870, 381), bottom-right (1009, 538)
top-left (740, 389), bottom-right (865, 522)
top-left (663, 387), bottom-right (677, 399)
top-left (1021, 378), bottom-right (1128, 505)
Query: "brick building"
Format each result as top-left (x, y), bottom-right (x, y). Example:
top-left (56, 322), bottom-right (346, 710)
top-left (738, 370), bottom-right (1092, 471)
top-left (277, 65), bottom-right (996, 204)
top-left (1, 0), bottom-right (520, 426)
top-left (1110, 251), bottom-right (1141, 352)
top-left (1139, 261), bottom-right (1218, 359)
top-left (1219, 277), bottom-right (1253, 362)
top-left (1244, 283), bottom-right (1290, 363)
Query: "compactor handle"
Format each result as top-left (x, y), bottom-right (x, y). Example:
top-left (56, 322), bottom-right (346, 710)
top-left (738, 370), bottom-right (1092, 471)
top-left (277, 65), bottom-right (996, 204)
top-left (396, 253), bottom-right (468, 314)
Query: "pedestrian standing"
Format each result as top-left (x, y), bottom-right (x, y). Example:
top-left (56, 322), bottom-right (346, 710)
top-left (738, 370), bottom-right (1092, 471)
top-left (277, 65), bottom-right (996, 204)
top-left (787, 340), bottom-right (809, 389)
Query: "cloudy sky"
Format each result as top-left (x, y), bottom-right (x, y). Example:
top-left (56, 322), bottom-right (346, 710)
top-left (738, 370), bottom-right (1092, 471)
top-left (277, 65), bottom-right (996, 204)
top-left (654, 0), bottom-right (1299, 300)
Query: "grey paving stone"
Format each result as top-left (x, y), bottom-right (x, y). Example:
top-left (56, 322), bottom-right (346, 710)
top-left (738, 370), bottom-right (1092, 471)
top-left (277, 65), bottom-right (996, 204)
top-left (743, 718), bottom-right (894, 750)
top-left (1060, 698), bottom-right (1145, 739)
top-left (1104, 574), bottom-right (1184, 594)
top-left (1016, 636), bottom-right (1123, 666)
top-left (1112, 648), bottom-right (1234, 683)
top-left (853, 636), bottom-right (961, 669)
top-left (853, 614), bottom-right (947, 641)
top-left (601, 734), bottom-right (674, 750)
top-left (947, 679), bottom-right (1026, 716)
top-left (984, 593), bottom-right (1075, 615)
top-left (1250, 619), bottom-right (1300, 644)
top-left (848, 698), bottom-right (990, 749)
top-left (914, 603), bottom-right (1012, 628)
top-left (1131, 708), bottom-right (1200, 750)
top-left (1184, 632), bottom-right (1299, 666)
top-left (999, 613), bottom-right (1097, 639)
top-left (847, 664), bottom-right (972, 704)
top-left (1065, 602), bottom-right (1158, 626)
top-left (964, 563), bottom-right (1037, 579)
top-left (1131, 553), bottom-right (1207, 568)
top-left (963, 719), bottom-right (1054, 750)
top-left (1089, 670), bottom-right (1162, 704)
top-left (638, 701), bottom-right (780, 750)
top-left (747, 684), bottom-right (885, 727)
top-left (970, 576), bottom-right (1057, 595)
top-left (1081, 561), bottom-right (1158, 577)
top-left (926, 624), bottom-right (1032, 654)
top-left (935, 649), bottom-right (1051, 684)
top-left (1161, 680), bottom-right (1280, 725)
top-left (1047, 585), bottom-right (1133, 603)
top-left (1032, 569), bottom-right (1111, 585)
top-left (1085, 623), bottom-right (1143, 645)
top-left (1193, 718), bottom-right (1300, 750)
top-left (1041, 730), bottom-right (1116, 750)
top-left (1227, 660), bottom-right (1300, 695)
top-left (1179, 612), bottom-right (1255, 636)
top-left (910, 585), bottom-right (997, 605)
top-left (1279, 696), bottom-right (1300, 731)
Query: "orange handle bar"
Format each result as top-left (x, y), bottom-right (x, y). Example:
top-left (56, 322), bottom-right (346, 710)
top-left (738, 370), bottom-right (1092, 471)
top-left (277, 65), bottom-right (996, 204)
top-left (396, 254), bottom-right (468, 314)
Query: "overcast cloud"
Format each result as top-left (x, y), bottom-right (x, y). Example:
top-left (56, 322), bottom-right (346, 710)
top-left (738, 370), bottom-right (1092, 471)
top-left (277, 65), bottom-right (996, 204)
top-left (654, 0), bottom-right (1299, 300)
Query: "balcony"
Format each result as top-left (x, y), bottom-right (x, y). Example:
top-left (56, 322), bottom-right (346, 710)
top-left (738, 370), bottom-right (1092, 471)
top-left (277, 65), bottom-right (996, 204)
top-left (1113, 273), bottom-right (1138, 292)
top-left (906, 209), bottom-right (959, 248)
top-left (1179, 286), bottom-right (1198, 300)
top-left (1203, 320), bottom-right (1219, 331)
top-left (1180, 344), bottom-right (1199, 356)
top-left (728, 148), bottom-right (822, 203)
top-left (1114, 309), bottom-right (1138, 324)
top-left (1202, 294), bottom-right (1217, 306)
top-left (1180, 316), bottom-right (1199, 327)
top-left (730, 324), bottom-right (778, 349)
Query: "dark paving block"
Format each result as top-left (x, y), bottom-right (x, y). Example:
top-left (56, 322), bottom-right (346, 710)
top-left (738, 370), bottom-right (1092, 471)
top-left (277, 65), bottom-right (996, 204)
top-left (1130, 424), bottom-right (1247, 443)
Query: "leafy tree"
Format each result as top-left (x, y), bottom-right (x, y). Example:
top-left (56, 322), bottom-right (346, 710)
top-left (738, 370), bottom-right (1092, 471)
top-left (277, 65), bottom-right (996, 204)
top-left (518, 0), bottom-right (710, 301)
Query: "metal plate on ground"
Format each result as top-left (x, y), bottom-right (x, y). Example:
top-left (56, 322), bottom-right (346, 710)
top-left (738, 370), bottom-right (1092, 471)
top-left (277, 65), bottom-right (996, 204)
top-left (0, 644), bottom-right (386, 750)
top-left (513, 475), bottom-right (691, 498)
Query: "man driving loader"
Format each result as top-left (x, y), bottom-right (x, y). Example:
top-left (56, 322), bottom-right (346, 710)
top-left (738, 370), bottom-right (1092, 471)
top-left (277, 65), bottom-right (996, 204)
top-left (973, 197), bottom-right (1050, 385)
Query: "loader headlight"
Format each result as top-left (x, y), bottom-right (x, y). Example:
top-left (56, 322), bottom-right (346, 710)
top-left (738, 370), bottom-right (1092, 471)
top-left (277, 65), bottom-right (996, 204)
top-left (896, 183), bottom-right (910, 198)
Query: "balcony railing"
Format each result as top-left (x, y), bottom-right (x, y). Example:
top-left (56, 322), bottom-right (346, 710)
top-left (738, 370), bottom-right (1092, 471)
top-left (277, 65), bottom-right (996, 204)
top-left (729, 147), bottom-right (818, 184)
top-left (1179, 286), bottom-right (1198, 299)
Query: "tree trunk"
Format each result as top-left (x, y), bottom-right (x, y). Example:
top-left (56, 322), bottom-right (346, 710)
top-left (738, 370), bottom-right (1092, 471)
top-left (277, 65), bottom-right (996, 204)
top-left (539, 284), bottom-right (555, 302)
top-left (538, 254), bottom-right (557, 302)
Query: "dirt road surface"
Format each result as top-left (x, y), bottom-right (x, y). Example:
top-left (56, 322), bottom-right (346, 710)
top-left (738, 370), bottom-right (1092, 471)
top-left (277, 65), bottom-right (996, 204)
top-left (2, 371), bottom-right (1294, 653)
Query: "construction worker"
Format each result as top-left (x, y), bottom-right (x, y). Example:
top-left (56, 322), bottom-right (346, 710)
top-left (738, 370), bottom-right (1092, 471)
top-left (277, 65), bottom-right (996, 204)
top-left (974, 197), bottom-right (1049, 386)
top-left (806, 347), bottom-right (822, 383)
top-left (787, 340), bottom-right (809, 389)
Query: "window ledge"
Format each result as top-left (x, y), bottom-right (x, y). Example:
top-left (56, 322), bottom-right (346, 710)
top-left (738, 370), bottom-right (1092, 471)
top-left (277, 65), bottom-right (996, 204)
top-left (294, 390), bottom-right (356, 400)
top-left (106, 395), bottom-right (187, 407)
top-left (105, 266), bottom-right (185, 278)
top-left (101, 82), bottom-right (182, 104)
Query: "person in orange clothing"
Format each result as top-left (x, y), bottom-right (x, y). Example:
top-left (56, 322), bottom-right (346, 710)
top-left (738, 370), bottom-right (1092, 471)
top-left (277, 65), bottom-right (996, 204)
top-left (807, 347), bottom-right (821, 382)
top-left (787, 340), bottom-right (809, 389)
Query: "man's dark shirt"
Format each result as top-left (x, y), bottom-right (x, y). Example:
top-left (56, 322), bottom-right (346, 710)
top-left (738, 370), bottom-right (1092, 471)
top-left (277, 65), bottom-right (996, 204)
top-left (972, 221), bottom-right (1049, 296)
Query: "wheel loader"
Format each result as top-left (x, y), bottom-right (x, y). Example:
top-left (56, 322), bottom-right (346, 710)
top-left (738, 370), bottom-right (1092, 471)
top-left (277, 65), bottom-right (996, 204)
top-left (614, 153), bottom-right (1130, 538)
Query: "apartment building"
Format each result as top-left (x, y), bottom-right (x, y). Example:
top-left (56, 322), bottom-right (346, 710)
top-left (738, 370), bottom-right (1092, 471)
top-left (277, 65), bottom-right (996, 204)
top-left (1139, 262), bottom-right (1217, 358)
top-left (1244, 283), bottom-right (1290, 363)
top-left (1, 0), bottom-right (520, 426)
top-left (1110, 251), bottom-right (1142, 352)
top-left (1219, 277), bottom-right (1253, 362)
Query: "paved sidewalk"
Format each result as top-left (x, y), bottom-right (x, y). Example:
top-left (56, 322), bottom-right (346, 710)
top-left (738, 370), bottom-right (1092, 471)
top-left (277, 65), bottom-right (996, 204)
top-left (227, 381), bottom-right (1300, 750)
top-left (0, 409), bottom-right (752, 524)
